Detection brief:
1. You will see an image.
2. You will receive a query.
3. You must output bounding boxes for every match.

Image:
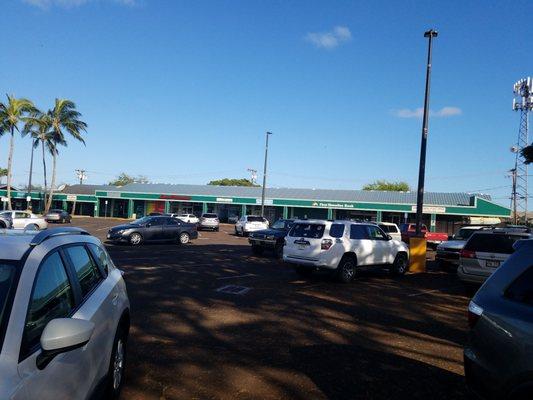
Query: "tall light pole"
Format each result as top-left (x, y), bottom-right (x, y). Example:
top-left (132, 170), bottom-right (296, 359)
top-left (415, 29), bottom-right (438, 236)
top-left (260, 132), bottom-right (272, 217)
top-left (76, 169), bottom-right (87, 185)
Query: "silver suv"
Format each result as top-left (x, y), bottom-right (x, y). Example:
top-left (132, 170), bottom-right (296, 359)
top-left (458, 227), bottom-right (532, 284)
top-left (0, 227), bottom-right (130, 399)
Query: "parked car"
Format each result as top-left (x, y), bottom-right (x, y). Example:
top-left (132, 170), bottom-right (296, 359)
top-left (44, 209), bottom-right (72, 223)
top-left (283, 220), bottom-right (409, 282)
top-left (399, 223), bottom-right (448, 248)
top-left (0, 212), bottom-right (13, 229)
top-left (248, 219), bottom-right (294, 258)
top-left (0, 227), bottom-right (130, 399)
top-left (435, 226), bottom-right (484, 269)
top-left (377, 222), bottom-right (401, 241)
top-left (464, 239), bottom-right (533, 400)
top-left (228, 214), bottom-right (239, 224)
top-left (458, 227), bottom-right (532, 284)
top-left (107, 216), bottom-right (198, 245)
top-left (0, 210), bottom-right (48, 230)
top-left (148, 212), bottom-right (164, 216)
top-left (174, 213), bottom-right (199, 224)
top-left (198, 213), bottom-right (220, 231)
top-left (235, 215), bottom-right (269, 236)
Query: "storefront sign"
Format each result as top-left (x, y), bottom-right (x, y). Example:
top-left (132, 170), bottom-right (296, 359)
top-left (106, 191), bottom-right (122, 199)
top-left (160, 194), bottom-right (192, 201)
top-left (216, 197), bottom-right (233, 203)
top-left (66, 194), bottom-right (77, 201)
top-left (256, 198), bottom-right (273, 205)
top-left (1, 197), bottom-right (8, 202)
top-left (312, 201), bottom-right (356, 209)
top-left (410, 205), bottom-right (446, 214)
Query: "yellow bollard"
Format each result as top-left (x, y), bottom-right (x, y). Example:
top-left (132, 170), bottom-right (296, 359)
top-left (409, 237), bottom-right (427, 273)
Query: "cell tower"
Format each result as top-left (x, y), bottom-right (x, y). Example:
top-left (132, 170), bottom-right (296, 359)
top-left (512, 77), bottom-right (533, 223)
top-left (247, 168), bottom-right (257, 185)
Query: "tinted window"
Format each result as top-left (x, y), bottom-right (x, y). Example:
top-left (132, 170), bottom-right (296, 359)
top-left (88, 243), bottom-right (112, 276)
top-left (379, 224), bottom-right (398, 233)
top-left (289, 223), bottom-right (325, 239)
top-left (455, 228), bottom-right (478, 240)
top-left (350, 225), bottom-right (369, 239)
top-left (505, 266), bottom-right (533, 306)
top-left (367, 225), bottom-right (387, 240)
top-left (203, 214), bottom-right (218, 218)
top-left (64, 246), bottom-right (103, 298)
top-left (150, 217), bottom-right (166, 226)
top-left (23, 252), bottom-right (74, 354)
top-left (464, 233), bottom-right (524, 254)
top-left (166, 218), bottom-right (180, 226)
top-left (0, 262), bottom-right (17, 353)
top-left (247, 216), bottom-right (264, 222)
top-left (329, 224), bottom-right (345, 238)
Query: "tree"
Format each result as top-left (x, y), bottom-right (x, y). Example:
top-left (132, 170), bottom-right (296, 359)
top-left (521, 145), bottom-right (533, 164)
top-left (362, 180), bottom-right (411, 192)
top-left (0, 168), bottom-right (7, 185)
top-left (45, 99), bottom-right (87, 212)
top-left (0, 95), bottom-right (37, 209)
top-left (22, 111), bottom-right (53, 209)
top-left (108, 173), bottom-right (149, 186)
top-left (207, 178), bottom-right (259, 187)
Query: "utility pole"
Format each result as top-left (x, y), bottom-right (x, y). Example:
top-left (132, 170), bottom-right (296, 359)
top-left (512, 77), bottom-right (532, 224)
top-left (75, 169), bottom-right (87, 185)
top-left (260, 132), bottom-right (272, 217)
top-left (509, 168), bottom-right (518, 225)
top-left (415, 29), bottom-right (438, 236)
top-left (247, 168), bottom-right (258, 185)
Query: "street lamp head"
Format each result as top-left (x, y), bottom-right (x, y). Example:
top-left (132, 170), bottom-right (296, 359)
top-left (266, 131), bottom-right (273, 135)
top-left (424, 29), bottom-right (438, 38)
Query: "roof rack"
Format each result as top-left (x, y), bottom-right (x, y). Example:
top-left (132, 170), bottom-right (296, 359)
top-left (30, 227), bottom-right (91, 246)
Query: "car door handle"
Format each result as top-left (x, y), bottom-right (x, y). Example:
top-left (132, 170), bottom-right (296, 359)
top-left (112, 293), bottom-right (119, 305)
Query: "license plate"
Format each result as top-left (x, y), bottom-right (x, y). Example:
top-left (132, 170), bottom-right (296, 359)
top-left (298, 244), bottom-right (306, 250)
top-left (486, 260), bottom-right (500, 268)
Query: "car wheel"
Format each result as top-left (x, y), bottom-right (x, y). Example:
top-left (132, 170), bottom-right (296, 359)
top-left (336, 256), bottom-right (356, 283)
top-left (178, 232), bottom-right (190, 244)
top-left (215, 227), bottom-right (219, 232)
top-left (0, 221), bottom-right (5, 229)
top-left (234, 227), bottom-right (238, 236)
top-left (390, 253), bottom-right (408, 276)
top-left (106, 324), bottom-right (128, 399)
top-left (129, 232), bottom-right (143, 246)
top-left (251, 245), bottom-right (263, 255)
top-left (295, 266), bottom-right (313, 278)
top-left (26, 223), bottom-right (40, 231)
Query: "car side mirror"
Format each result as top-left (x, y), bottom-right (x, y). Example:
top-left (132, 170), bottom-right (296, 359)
top-left (37, 318), bottom-right (94, 370)
top-left (386, 234), bottom-right (392, 240)
top-left (448, 235), bottom-right (454, 240)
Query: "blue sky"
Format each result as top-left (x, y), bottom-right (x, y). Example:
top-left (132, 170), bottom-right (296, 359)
top-left (1, 0), bottom-right (532, 206)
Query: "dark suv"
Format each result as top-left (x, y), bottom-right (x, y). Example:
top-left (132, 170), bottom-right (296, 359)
top-left (248, 219), bottom-right (294, 258)
top-left (107, 216), bottom-right (198, 245)
top-left (464, 239), bottom-right (533, 400)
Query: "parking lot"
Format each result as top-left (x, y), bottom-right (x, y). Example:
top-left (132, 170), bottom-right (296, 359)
top-left (72, 217), bottom-right (472, 400)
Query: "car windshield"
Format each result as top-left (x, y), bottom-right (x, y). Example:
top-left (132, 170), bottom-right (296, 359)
top-left (455, 228), bottom-right (478, 240)
top-left (0, 262), bottom-right (17, 353)
top-left (247, 216), bottom-right (264, 222)
top-left (271, 220), bottom-right (287, 229)
top-left (131, 217), bottom-right (151, 225)
top-left (203, 214), bottom-right (218, 218)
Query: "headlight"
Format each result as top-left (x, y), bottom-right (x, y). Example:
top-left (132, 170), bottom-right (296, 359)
top-left (267, 235), bottom-right (275, 240)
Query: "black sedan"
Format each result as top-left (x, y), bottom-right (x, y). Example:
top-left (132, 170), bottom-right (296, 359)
top-left (107, 216), bottom-right (198, 246)
top-left (248, 219), bottom-right (294, 257)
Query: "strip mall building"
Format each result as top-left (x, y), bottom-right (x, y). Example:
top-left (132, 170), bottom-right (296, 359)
top-left (2, 183), bottom-right (510, 234)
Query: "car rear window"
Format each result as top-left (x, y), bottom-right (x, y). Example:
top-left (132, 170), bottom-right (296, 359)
top-left (464, 233), bottom-right (524, 254)
top-left (203, 214), bottom-right (218, 218)
top-left (329, 224), bottom-right (345, 238)
top-left (247, 216), bottom-right (264, 222)
top-left (505, 266), bottom-right (533, 306)
top-left (289, 223), bottom-right (325, 239)
top-left (379, 224), bottom-right (398, 233)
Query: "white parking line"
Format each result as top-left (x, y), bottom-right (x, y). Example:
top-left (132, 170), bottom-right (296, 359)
top-left (407, 285), bottom-right (462, 297)
top-left (216, 273), bottom-right (256, 280)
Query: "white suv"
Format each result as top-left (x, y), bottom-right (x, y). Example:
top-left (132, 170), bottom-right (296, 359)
top-left (235, 215), bottom-right (269, 236)
top-left (283, 220), bottom-right (409, 282)
top-left (0, 227), bottom-right (130, 399)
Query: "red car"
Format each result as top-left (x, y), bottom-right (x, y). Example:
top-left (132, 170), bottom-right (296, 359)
top-left (400, 223), bottom-right (448, 248)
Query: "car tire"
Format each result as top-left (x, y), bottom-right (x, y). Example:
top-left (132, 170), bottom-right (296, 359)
top-left (234, 227), bottom-right (238, 236)
top-left (295, 266), bottom-right (313, 278)
top-left (251, 245), bottom-right (263, 255)
top-left (178, 232), bottom-right (190, 244)
top-left (336, 256), bottom-right (357, 283)
top-left (390, 253), bottom-right (409, 276)
top-left (215, 227), bottom-right (219, 232)
top-left (129, 232), bottom-right (143, 246)
top-left (0, 221), bottom-right (5, 229)
top-left (27, 223), bottom-right (40, 231)
top-left (106, 324), bottom-right (128, 399)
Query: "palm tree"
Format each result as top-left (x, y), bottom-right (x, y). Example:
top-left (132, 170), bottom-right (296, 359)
top-left (22, 112), bottom-right (53, 211)
top-left (45, 99), bottom-right (87, 212)
top-left (0, 168), bottom-right (7, 185)
top-left (0, 95), bottom-right (37, 209)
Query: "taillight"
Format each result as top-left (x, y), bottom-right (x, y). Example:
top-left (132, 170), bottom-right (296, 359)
top-left (321, 239), bottom-right (333, 250)
top-left (468, 301), bottom-right (483, 329)
top-left (460, 249), bottom-right (476, 258)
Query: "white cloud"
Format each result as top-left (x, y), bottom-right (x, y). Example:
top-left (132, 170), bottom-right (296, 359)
top-left (392, 106), bottom-right (462, 118)
top-left (22, 0), bottom-right (135, 8)
top-left (306, 26), bottom-right (352, 49)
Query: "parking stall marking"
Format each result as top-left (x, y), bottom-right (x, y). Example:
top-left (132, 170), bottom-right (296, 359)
top-left (216, 273), bottom-right (256, 280)
top-left (216, 285), bottom-right (252, 295)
